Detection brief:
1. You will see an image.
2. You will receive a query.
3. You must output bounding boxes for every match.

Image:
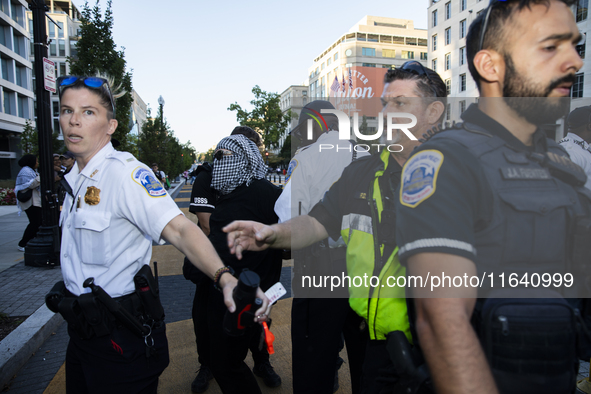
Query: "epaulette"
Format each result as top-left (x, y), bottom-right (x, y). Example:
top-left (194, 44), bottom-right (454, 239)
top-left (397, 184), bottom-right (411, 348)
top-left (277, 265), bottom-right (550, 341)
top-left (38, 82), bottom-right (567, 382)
top-left (107, 150), bottom-right (135, 165)
top-left (418, 121), bottom-right (461, 143)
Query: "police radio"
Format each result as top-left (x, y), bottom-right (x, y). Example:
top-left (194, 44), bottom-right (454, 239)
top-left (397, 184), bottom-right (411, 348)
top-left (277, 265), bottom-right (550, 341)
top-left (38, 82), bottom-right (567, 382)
top-left (223, 269), bottom-right (262, 336)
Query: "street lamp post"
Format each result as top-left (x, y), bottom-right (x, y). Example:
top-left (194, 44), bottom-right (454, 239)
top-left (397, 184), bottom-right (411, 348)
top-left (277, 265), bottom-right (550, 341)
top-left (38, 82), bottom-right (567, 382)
top-left (26, 0), bottom-right (60, 267)
top-left (158, 95), bottom-right (165, 134)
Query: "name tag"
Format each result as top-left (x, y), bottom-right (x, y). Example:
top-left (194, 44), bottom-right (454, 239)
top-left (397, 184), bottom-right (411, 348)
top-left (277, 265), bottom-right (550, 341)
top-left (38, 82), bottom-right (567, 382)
top-left (501, 167), bottom-right (551, 180)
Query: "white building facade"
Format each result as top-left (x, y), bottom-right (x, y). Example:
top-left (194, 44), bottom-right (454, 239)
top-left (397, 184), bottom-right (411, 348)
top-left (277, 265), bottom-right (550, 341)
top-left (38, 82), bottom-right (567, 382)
top-left (308, 16), bottom-right (429, 100)
top-left (0, 0), bottom-right (34, 180)
top-left (277, 85), bottom-right (307, 154)
top-left (427, 0), bottom-right (486, 123)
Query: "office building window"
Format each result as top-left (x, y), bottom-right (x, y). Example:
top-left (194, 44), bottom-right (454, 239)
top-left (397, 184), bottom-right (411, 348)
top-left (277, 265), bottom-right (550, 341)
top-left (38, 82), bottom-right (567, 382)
top-left (445, 53), bottom-right (451, 70)
top-left (59, 39), bottom-right (65, 56)
top-left (446, 102), bottom-right (451, 120)
top-left (334, 52), bottom-right (338, 61)
top-left (50, 40), bottom-right (56, 56)
top-left (1, 58), bottom-right (9, 82)
top-left (70, 41), bottom-right (77, 57)
top-left (460, 0), bottom-right (467, 11)
top-left (48, 21), bottom-right (55, 37)
top-left (578, 40), bottom-right (586, 59)
top-left (383, 49), bottom-right (396, 58)
top-left (58, 21), bottom-right (64, 38)
top-left (459, 100), bottom-right (466, 113)
top-left (402, 51), bottom-right (414, 59)
top-left (432, 59), bottom-right (437, 72)
top-left (572, 73), bottom-right (584, 98)
top-left (327, 58), bottom-right (331, 66)
top-left (60, 63), bottom-right (66, 76)
top-left (445, 1), bottom-right (451, 19)
top-left (460, 74), bottom-right (467, 92)
top-left (432, 34), bottom-right (437, 51)
top-left (460, 19), bottom-right (466, 38)
top-left (13, 33), bottom-right (20, 55)
top-left (433, 9), bottom-right (438, 27)
top-left (321, 62), bottom-right (325, 70)
top-left (577, 0), bottom-right (588, 22)
top-left (3, 90), bottom-right (12, 115)
top-left (18, 95), bottom-right (27, 118)
top-left (53, 101), bottom-right (59, 117)
top-left (445, 27), bottom-right (451, 45)
top-left (445, 79), bottom-right (451, 96)
top-left (362, 63), bottom-right (376, 67)
top-left (460, 46), bottom-right (466, 65)
top-left (362, 47), bottom-right (376, 56)
top-left (420, 52), bottom-right (428, 60)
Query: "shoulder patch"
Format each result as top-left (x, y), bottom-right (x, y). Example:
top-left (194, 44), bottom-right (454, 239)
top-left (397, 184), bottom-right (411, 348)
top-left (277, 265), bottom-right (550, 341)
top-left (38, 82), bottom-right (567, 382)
top-left (400, 149), bottom-right (444, 208)
top-left (131, 167), bottom-right (167, 198)
top-left (285, 159), bottom-right (298, 183)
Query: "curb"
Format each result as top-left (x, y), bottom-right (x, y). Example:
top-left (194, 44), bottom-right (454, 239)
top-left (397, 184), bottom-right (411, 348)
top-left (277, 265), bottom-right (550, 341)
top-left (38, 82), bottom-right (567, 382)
top-left (0, 304), bottom-right (64, 388)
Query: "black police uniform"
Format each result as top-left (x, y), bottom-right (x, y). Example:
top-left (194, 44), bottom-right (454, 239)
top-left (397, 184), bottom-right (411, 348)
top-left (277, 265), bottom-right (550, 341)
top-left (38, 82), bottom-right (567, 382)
top-left (396, 104), bottom-right (591, 394)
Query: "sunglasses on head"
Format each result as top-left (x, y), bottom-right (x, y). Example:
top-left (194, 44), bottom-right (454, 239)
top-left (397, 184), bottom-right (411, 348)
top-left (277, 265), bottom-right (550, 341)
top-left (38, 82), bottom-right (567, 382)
top-left (397, 61), bottom-right (438, 96)
top-left (57, 76), bottom-right (116, 117)
top-left (214, 149), bottom-right (233, 161)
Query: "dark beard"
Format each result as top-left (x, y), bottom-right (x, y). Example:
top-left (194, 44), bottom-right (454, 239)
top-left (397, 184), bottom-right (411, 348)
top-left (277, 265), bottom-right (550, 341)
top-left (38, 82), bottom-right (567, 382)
top-left (502, 55), bottom-right (572, 125)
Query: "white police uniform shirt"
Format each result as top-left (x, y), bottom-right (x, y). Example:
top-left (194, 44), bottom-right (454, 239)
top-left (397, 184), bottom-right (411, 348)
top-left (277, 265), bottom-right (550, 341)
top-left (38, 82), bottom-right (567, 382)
top-left (274, 130), bottom-right (369, 222)
top-left (559, 132), bottom-right (591, 189)
top-left (60, 143), bottom-right (182, 297)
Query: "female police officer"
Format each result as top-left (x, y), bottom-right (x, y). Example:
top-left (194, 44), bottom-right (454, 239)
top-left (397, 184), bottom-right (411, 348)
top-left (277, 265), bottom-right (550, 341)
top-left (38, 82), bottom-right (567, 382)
top-left (55, 75), bottom-right (269, 393)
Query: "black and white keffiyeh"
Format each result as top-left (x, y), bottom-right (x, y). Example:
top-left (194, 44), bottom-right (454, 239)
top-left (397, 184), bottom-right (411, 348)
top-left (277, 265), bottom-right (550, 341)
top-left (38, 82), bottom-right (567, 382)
top-left (211, 134), bottom-right (266, 195)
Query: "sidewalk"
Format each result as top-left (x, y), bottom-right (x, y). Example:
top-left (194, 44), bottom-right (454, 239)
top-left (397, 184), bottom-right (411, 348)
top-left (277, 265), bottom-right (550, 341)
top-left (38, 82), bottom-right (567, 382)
top-left (0, 205), bottom-right (30, 274)
top-left (0, 181), bottom-right (185, 392)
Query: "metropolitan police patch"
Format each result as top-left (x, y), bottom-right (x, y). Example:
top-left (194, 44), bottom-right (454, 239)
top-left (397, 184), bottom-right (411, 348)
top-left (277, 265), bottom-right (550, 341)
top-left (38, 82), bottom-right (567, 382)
top-left (285, 159), bottom-right (298, 183)
top-left (400, 149), bottom-right (444, 208)
top-left (132, 167), bottom-right (167, 197)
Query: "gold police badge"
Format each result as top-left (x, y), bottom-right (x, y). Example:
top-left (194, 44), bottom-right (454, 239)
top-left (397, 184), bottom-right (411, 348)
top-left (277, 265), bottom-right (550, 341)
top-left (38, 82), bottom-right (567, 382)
top-left (84, 186), bottom-right (101, 205)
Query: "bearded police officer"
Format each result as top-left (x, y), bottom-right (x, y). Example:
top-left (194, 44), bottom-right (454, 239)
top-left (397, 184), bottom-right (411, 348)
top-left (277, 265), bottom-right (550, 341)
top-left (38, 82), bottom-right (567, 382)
top-left (395, 1), bottom-right (589, 393)
top-left (51, 76), bottom-right (269, 393)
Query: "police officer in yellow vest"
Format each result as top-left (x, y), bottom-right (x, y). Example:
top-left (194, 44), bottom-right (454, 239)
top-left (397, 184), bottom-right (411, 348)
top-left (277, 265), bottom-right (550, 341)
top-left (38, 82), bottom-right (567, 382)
top-left (224, 62), bottom-right (446, 393)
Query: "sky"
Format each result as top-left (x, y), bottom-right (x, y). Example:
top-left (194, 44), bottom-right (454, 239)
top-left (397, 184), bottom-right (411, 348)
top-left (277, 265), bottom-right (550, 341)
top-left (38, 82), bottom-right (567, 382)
top-left (80, 0), bottom-right (428, 154)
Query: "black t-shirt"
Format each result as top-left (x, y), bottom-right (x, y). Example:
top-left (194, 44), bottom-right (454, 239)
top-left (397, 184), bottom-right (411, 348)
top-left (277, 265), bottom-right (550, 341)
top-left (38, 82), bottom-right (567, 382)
top-left (396, 104), bottom-right (548, 263)
top-left (208, 179), bottom-right (283, 291)
top-left (189, 164), bottom-right (216, 214)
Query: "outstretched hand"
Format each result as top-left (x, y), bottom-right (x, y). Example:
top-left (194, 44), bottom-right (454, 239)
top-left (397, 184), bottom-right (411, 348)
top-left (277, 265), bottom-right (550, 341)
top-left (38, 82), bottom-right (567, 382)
top-left (223, 220), bottom-right (276, 260)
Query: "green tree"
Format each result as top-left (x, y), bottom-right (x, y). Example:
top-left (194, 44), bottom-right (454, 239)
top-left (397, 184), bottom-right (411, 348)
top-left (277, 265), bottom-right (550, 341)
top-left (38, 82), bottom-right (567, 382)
top-left (126, 133), bottom-right (139, 158)
top-left (228, 86), bottom-right (293, 149)
top-left (278, 135), bottom-right (291, 166)
top-left (138, 107), bottom-right (168, 173)
top-left (200, 148), bottom-right (215, 163)
top-left (137, 106), bottom-right (186, 179)
top-left (52, 128), bottom-right (65, 154)
top-left (69, 0), bottom-right (133, 152)
top-left (181, 141), bottom-right (197, 169)
top-left (19, 120), bottom-right (38, 155)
